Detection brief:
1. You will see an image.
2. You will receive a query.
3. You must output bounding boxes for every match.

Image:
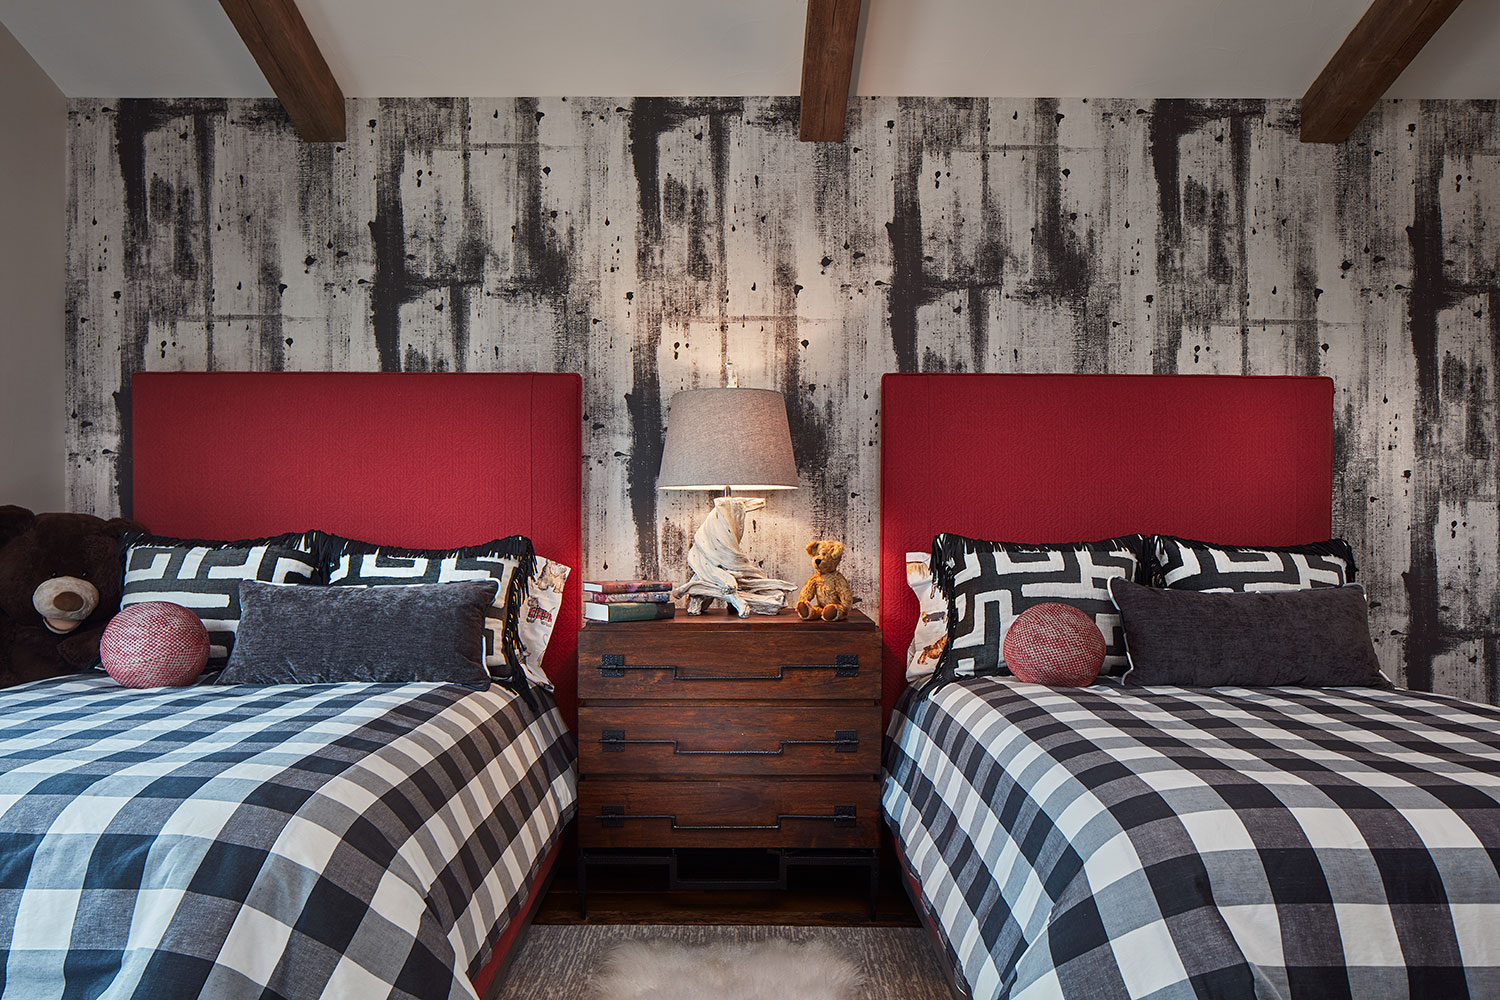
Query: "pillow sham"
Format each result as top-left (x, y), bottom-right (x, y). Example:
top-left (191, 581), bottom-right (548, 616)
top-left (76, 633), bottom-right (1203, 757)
top-left (119, 530), bottom-right (322, 666)
top-left (929, 532), bottom-right (1146, 682)
top-left (218, 579), bottom-right (496, 688)
top-left (904, 551), bottom-right (949, 681)
top-left (1152, 535), bottom-right (1356, 592)
top-left (322, 534), bottom-right (535, 685)
top-left (1110, 578), bottom-right (1386, 688)
top-left (516, 555), bottom-right (570, 690)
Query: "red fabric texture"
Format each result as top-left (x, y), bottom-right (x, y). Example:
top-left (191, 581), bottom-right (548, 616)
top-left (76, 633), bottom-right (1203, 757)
top-left (129, 372), bottom-right (583, 725)
top-left (100, 602), bottom-right (209, 687)
top-left (880, 374), bottom-right (1335, 719)
top-left (1002, 603), bottom-right (1106, 687)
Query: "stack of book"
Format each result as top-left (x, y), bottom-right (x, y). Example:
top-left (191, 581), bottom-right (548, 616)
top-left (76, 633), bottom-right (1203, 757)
top-left (582, 580), bottom-right (677, 622)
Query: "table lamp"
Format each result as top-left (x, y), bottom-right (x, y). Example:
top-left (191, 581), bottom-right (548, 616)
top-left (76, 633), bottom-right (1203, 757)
top-left (658, 385), bottom-right (800, 616)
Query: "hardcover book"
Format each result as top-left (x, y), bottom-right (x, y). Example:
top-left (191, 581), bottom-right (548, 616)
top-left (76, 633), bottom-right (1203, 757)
top-left (582, 580), bottom-right (674, 594)
top-left (588, 591), bottom-right (674, 604)
top-left (583, 601), bottom-right (677, 623)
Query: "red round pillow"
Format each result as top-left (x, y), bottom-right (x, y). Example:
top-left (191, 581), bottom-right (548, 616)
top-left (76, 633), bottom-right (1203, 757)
top-left (101, 602), bottom-right (210, 688)
top-left (1003, 603), bottom-right (1106, 686)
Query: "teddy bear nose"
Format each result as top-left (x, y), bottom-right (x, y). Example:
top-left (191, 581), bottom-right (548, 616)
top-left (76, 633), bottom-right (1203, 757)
top-left (33, 576), bottom-right (100, 621)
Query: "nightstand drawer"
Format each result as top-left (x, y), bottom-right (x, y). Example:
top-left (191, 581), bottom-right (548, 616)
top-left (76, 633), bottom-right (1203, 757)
top-left (577, 629), bottom-right (881, 701)
top-left (578, 704), bottom-right (881, 777)
top-left (577, 777), bottom-right (880, 849)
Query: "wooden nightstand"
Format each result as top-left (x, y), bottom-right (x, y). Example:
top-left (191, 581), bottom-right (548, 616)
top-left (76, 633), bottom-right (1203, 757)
top-left (575, 607), bottom-right (883, 917)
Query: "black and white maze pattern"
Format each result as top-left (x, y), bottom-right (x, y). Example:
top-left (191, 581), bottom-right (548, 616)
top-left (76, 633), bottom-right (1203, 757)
top-left (1154, 537), bottom-right (1355, 591)
top-left (939, 539), bottom-right (1141, 677)
top-left (120, 542), bottom-right (320, 663)
top-left (65, 96), bottom-right (1500, 702)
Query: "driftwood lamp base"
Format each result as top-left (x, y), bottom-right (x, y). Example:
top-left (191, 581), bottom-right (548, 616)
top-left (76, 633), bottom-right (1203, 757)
top-left (673, 496), bottom-right (797, 617)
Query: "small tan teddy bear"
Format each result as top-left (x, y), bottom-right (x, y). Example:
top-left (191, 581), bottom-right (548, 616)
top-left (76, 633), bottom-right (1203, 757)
top-left (796, 540), bottom-right (853, 621)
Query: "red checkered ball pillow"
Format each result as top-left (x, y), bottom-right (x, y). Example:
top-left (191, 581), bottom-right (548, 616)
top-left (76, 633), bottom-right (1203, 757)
top-left (100, 602), bottom-right (210, 688)
top-left (1002, 602), bottom-right (1106, 687)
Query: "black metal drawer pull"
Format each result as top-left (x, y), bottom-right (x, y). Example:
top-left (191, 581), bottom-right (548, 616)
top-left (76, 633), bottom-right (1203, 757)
top-left (598, 804), bottom-right (856, 831)
top-left (601, 729), bottom-right (858, 755)
top-left (597, 652), bottom-right (859, 679)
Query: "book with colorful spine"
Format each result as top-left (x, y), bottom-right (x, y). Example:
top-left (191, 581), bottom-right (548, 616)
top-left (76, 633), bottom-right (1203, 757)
top-left (582, 579), bottom-right (674, 595)
top-left (582, 601), bottom-right (677, 623)
top-left (588, 591), bottom-right (674, 604)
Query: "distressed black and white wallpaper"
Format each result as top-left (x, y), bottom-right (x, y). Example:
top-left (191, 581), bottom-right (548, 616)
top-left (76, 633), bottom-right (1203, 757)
top-left (66, 96), bottom-right (1499, 701)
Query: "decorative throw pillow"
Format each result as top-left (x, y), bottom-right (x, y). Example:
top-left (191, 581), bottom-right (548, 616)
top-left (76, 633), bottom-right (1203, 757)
top-left (928, 532), bottom-right (1146, 682)
top-left (904, 551), bottom-right (949, 681)
top-left (1152, 535), bottom-right (1356, 592)
top-left (100, 602), bottom-right (210, 688)
top-left (218, 580), bottom-right (496, 688)
top-left (1110, 578), bottom-right (1387, 688)
top-left (322, 534), bottom-right (535, 685)
top-left (1002, 602), bottom-right (1106, 687)
top-left (516, 556), bottom-right (570, 691)
top-left (120, 530), bottom-right (322, 666)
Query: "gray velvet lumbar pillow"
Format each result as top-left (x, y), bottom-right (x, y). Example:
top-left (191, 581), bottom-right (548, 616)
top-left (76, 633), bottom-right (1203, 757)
top-left (218, 579), bottom-right (497, 688)
top-left (1109, 578), bottom-right (1387, 688)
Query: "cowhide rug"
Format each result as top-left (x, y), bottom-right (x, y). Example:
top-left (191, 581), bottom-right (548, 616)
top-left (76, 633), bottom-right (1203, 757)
top-left (588, 937), bottom-right (864, 1000)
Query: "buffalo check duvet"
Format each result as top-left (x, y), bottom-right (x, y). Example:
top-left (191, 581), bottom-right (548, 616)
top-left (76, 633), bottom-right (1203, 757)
top-left (0, 674), bottom-right (577, 1000)
top-left (884, 677), bottom-right (1500, 1000)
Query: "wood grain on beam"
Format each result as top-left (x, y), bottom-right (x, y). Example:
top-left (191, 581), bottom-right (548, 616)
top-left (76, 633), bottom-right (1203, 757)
top-left (219, 0), bottom-right (344, 142)
top-left (1301, 0), bottom-right (1463, 143)
top-left (799, 0), bottom-right (863, 142)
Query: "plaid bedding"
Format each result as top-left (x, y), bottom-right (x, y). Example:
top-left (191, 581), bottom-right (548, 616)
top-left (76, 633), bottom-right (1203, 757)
top-left (884, 678), bottom-right (1500, 1000)
top-left (0, 674), bottom-right (577, 1000)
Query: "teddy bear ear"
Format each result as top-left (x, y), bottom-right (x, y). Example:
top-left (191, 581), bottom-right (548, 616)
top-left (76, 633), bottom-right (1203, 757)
top-left (0, 506), bottom-right (35, 548)
top-left (828, 541), bottom-right (844, 557)
top-left (805, 540), bottom-right (821, 556)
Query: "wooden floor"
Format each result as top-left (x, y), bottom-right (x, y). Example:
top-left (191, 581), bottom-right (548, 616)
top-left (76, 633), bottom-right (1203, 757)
top-left (535, 851), bottom-right (922, 928)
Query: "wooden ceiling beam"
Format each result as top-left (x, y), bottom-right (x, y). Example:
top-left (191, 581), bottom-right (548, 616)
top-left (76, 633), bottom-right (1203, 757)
top-left (1301, 0), bottom-right (1464, 143)
top-left (218, 0), bottom-right (345, 142)
top-left (799, 0), bottom-right (863, 142)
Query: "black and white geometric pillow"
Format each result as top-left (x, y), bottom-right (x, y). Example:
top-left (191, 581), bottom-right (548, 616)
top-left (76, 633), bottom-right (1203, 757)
top-left (1152, 536), bottom-right (1356, 592)
top-left (119, 531), bottom-right (323, 666)
top-left (929, 533), bottom-right (1147, 682)
top-left (322, 534), bottom-right (536, 686)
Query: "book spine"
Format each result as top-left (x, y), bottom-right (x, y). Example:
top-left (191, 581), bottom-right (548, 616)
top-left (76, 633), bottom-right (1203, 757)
top-left (583, 580), bottom-right (674, 594)
top-left (588, 591), bottom-right (673, 604)
top-left (585, 602), bottom-right (677, 622)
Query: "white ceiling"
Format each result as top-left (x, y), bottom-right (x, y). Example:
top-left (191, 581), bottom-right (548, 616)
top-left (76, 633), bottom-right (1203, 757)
top-left (3, 0), bottom-right (1499, 100)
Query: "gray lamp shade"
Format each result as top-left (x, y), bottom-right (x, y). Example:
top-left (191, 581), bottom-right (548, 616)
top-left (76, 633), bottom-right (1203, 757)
top-left (658, 388), bottom-right (800, 491)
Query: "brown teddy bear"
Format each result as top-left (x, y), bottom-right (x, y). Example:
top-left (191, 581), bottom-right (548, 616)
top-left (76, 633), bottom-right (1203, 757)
top-left (0, 506), bottom-right (141, 689)
top-left (796, 540), bottom-right (853, 621)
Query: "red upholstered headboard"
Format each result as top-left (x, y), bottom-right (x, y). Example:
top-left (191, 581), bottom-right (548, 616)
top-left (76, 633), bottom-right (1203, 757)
top-left (879, 373), bottom-right (1335, 719)
top-left (130, 372), bottom-right (583, 725)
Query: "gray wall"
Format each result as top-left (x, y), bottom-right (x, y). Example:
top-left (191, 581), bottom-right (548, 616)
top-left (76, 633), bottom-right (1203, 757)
top-left (0, 24), bottom-right (65, 511)
top-left (65, 97), bottom-right (1500, 702)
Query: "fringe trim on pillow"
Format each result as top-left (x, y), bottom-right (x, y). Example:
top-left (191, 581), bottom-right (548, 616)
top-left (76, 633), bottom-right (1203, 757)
top-left (919, 532), bottom-right (1147, 700)
top-left (927, 532), bottom-right (1149, 601)
top-left (318, 532), bottom-right (538, 707)
top-left (119, 528), bottom-right (325, 553)
top-left (1152, 535), bottom-right (1358, 582)
top-left (118, 529), bottom-right (327, 581)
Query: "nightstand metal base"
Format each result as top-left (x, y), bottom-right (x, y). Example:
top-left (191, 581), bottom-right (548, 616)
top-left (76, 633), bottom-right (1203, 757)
top-left (577, 847), bottom-right (879, 920)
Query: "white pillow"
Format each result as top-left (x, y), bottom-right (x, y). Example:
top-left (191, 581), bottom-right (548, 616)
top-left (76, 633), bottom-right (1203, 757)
top-left (517, 556), bottom-right (570, 690)
top-left (904, 551), bottom-right (949, 681)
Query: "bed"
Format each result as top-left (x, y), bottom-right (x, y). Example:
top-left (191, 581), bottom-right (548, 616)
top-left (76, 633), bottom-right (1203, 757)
top-left (879, 374), bottom-right (1500, 1000)
top-left (0, 372), bottom-right (581, 1000)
